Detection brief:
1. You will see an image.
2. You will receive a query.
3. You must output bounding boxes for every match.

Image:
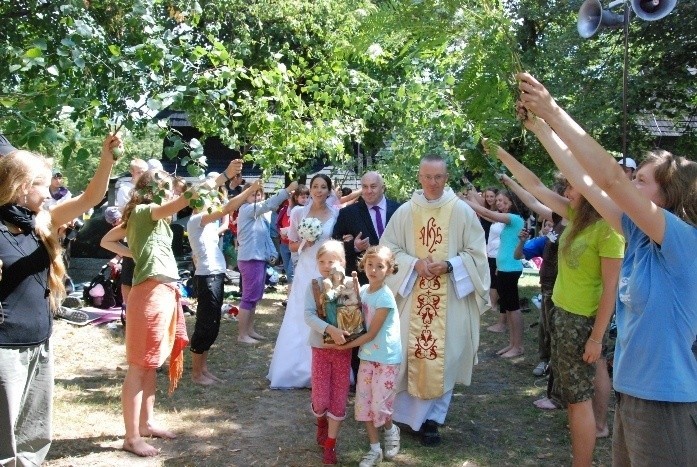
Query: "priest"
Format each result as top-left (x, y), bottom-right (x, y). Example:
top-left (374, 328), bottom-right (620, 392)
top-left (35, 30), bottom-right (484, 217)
top-left (380, 154), bottom-right (490, 446)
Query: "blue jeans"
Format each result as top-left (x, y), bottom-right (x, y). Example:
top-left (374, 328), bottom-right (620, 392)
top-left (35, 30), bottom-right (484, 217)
top-left (279, 243), bottom-right (294, 283)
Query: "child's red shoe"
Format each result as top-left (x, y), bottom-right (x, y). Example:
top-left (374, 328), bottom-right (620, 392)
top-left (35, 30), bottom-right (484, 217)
top-left (322, 446), bottom-right (337, 465)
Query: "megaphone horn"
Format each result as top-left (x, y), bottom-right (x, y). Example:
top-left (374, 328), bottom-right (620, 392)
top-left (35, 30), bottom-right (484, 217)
top-left (577, 0), bottom-right (625, 38)
top-left (631, 0), bottom-right (677, 21)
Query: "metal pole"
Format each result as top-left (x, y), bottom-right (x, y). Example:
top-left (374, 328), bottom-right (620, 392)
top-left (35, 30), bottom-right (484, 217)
top-left (622, 1), bottom-right (630, 162)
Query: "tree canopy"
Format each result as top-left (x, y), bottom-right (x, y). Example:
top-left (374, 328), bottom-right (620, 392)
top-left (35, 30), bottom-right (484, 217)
top-left (2, 0), bottom-right (694, 195)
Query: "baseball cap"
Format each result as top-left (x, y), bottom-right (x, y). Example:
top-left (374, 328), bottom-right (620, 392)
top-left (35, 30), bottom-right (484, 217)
top-left (0, 134), bottom-right (16, 156)
top-left (104, 206), bottom-right (122, 225)
top-left (147, 158), bottom-right (163, 171)
top-left (617, 157), bottom-right (637, 170)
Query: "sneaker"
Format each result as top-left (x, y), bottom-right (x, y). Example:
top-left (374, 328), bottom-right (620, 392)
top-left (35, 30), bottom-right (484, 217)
top-left (61, 296), bottom-right (82, 309)
top-left (359, 449), bottom-right (383, 467)
top-left (322, 446), bottom-right (337, 465)
top-left (532, 361), bottom-right (549, 376)
top-left (531, 294), bottom-right (542, 310)
top-left (383, 425), bottom-right (400, 459)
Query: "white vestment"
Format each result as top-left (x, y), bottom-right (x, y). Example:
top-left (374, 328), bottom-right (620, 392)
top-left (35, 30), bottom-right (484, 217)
top-left (380, 187), bottom-right (490, 430)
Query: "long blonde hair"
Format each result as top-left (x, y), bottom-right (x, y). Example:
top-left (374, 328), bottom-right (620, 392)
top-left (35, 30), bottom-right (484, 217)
top-left (0, 150), bottom-right (67, 311)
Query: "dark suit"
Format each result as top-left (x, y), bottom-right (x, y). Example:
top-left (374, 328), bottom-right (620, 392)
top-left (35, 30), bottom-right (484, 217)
top-left (332, 197), bottom-right (400, 284)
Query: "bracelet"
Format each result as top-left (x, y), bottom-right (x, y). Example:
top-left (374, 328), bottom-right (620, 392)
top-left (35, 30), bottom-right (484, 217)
top-left (588, 336), bottom-right (602, 345)
top-left (221, 171), bottom-right (232, 182)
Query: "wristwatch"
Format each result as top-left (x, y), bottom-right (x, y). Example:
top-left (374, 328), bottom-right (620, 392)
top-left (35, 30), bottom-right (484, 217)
top-left (445, 260), bottom-right (453, 273)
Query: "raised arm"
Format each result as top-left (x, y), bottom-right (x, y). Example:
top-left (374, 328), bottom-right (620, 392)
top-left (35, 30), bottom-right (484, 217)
top-left (483, 138), bottom-right (568, 219)
top-left (462, 194), bottom-right (513, 225)
top-left (500, 175), bottom-right (554, 222)
top-left (51, 135), bottom-right (119, 227)
top-left (518, 72), bottom-right (663, 242)
top-left (199, 179), bottom-right (263, 227)
top-left (522, 116), bottom-right (624, 233)
top-left (151, 159), bottom-right (244, 221)
top-left (339, 187), bottom-right (362, 205)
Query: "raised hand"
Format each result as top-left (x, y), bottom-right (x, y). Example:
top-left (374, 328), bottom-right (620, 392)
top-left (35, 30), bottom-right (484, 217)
top-left (518, 228), bottom-right (530, 242)
top-left (101, 134), bottom-right (122, 163)
top-left (249, 179), bottom-right (263, 192)
top-left (225, 159), bottom-right (244, 179)
top-left (286, 180), bottom-right (298, 193)
top-left (516, 72), bottom-right (559, 121)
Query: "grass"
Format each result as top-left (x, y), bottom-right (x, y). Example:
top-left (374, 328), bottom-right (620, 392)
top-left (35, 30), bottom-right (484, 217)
top-left (46, 274), bottom-right (613, 466)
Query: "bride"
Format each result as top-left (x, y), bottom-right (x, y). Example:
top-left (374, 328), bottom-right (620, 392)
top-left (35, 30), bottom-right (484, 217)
top-left (268, 174), bottom-right (339, 388)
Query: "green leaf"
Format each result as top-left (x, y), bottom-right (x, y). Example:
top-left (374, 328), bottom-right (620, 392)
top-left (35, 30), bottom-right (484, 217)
top-left (108, 45), bottom-right (121, 57)
top-left (24, 48), bottom-right (43, 58)
top-left (76, 148), bottom-right (91, 161)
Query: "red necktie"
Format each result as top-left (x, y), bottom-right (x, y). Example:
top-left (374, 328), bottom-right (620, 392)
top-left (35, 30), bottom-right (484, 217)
top-left (372, 205), bottom-right (384, 237)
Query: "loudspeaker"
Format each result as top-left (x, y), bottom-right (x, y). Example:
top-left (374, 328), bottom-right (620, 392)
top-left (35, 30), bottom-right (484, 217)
top-left (631, 0), bottom-right (677, 21)
top-left (577, 0), bottom-right (625, 38)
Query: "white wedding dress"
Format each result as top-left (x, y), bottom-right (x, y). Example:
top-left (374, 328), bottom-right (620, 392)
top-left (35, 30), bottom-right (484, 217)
top-left (267, 204), bottom-right (338, 389)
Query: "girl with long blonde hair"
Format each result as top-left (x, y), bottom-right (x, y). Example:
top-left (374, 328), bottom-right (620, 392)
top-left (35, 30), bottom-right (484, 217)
top-left (0, 135), bottom-right (120, 465)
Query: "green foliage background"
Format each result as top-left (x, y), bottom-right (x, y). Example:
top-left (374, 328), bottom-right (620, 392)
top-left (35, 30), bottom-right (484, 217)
top-left (1, 0), bottom-right (695, 196)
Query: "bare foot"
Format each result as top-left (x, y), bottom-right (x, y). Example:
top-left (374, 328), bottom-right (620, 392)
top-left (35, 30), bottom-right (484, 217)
top-left (249, 331), bottom-right (267, 340)
top-left (139, 425), bottom-right (177, 439)
top-left (123, 437), bottom-right (159, 457)
top-left (496, 345), bottom-right (513, 355)
top-left (534, 397), bottom-right (559, 410)
top-left (238, 336), bottom-right (260, 344)
top-left (596, 426), bottom-right (609, 438)
top-left (192, 374), bottom-right (217, 386)
top-left (203, 369), bottom-right (225, 383)
top-left (500, 347), bottom-right (524, 358)
top-left (487, 324), bottom-right (507, 333)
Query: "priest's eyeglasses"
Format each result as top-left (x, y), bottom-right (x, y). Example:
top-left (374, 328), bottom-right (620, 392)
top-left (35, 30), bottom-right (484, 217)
top-left (420, 174), bottom-right (447, 182)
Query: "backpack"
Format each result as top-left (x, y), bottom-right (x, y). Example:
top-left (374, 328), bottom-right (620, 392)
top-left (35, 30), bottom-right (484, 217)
top-left (83, 264), bottom-right (121, 309)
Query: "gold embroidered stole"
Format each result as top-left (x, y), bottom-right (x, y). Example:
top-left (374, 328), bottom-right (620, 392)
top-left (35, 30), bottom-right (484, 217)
top-left (408, 197), bottom-right (456, 399)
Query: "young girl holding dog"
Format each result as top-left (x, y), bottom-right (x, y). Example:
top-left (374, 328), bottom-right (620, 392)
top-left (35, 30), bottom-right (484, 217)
top-left (303, 239), bottom-right (353, 465)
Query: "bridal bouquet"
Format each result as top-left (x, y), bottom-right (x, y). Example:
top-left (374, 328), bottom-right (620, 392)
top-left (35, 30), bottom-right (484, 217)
top-left (297, 217), bottom-right (322, 253)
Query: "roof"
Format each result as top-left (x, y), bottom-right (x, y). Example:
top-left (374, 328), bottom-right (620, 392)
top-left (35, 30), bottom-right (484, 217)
top-left (636, 115), bottom-right (697, 137)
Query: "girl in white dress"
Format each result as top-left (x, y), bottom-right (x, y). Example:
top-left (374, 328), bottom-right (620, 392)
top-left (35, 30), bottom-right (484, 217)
top-left (268, 174), bottom-right (339, 388)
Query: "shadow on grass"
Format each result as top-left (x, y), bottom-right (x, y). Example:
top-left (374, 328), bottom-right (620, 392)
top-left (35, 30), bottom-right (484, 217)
top-left (48, 278), bottom-right (613, 466)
